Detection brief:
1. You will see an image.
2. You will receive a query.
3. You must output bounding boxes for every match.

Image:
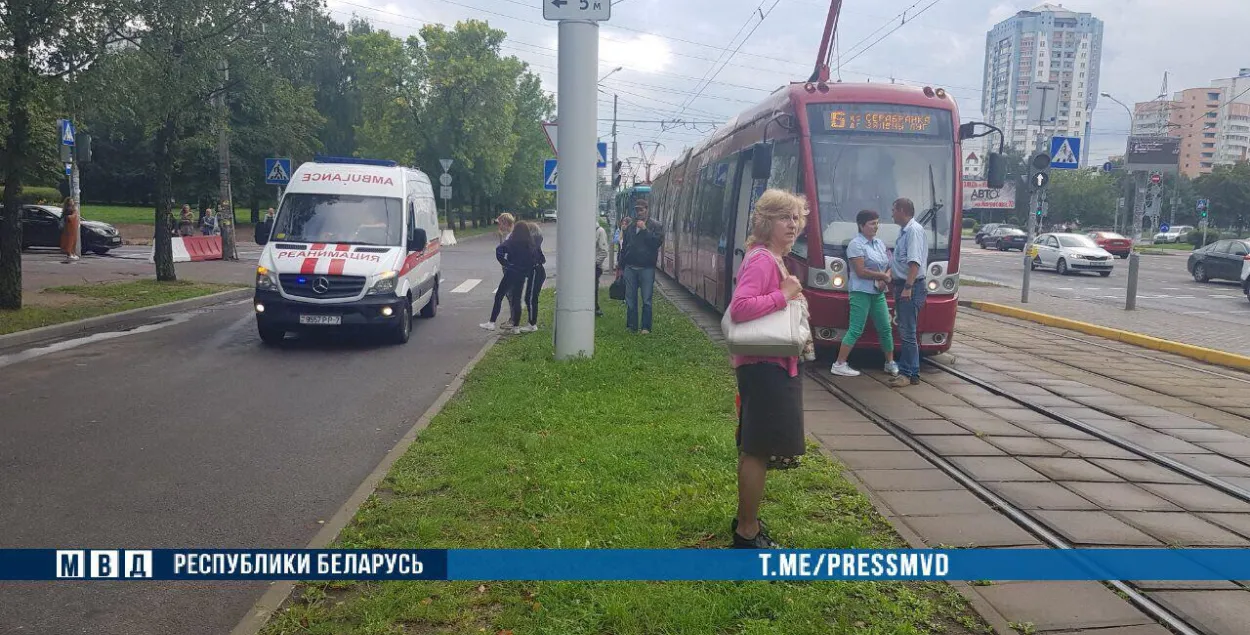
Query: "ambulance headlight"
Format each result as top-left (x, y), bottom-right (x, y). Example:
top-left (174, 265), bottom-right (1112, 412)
top-left (256, 266), bottom-right (278, 291)
top-left (367, 271), bottom-right (398, 295)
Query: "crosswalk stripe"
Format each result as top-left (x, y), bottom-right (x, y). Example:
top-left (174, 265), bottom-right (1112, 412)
top-left (451, 279), bottom-right (482, 293)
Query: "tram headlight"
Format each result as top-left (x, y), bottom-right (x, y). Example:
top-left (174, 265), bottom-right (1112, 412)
top-left (929, 263), bottom-right (943, 277)
top-left (833, 275), bottom-right (845, 288)
top-left (928, 279), bottom-right (939, 291)
top-left (829, 259), bottom-right (845, 273)
top-left (943, 277), bottom-right (956, 291)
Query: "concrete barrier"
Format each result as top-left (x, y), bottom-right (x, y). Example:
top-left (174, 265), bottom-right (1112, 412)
top-left (149, 236), bottom-right (223, 263)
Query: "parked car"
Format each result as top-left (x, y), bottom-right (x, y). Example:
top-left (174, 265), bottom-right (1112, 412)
top-left (1153, 225), bottom-right (1193, 243)
top-left (975, 223), bottom-right (1016, 247)
top-left (1087, 231), bottom-right (1132, 258)
top-left (18, 204), bottom-right (122, 255)
top-left (542, 209), bottom-right (557, 222)
top-left (986, 226), bottom-right (1027, 251)
top-left (1187, 238), bottom-right (1250, 284)
top-left (1030, 232), bottom-right (1115, 276)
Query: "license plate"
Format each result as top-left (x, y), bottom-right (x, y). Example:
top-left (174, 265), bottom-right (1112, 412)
top-left (299, 314), bottom-right (341, 325)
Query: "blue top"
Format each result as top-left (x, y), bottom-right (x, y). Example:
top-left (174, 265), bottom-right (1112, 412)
top-left (891, 218), bottom-right (929, 282)
top-left (846, 233), bottom-right (890, 295)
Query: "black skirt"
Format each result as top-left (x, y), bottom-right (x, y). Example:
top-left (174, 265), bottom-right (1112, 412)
top-left (735, 362), bottom-right (805, 462)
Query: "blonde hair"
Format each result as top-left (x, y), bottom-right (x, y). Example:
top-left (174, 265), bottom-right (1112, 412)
top-left (746, 189), bottom-right (808, 248)
top-left (496, 212), bottom-right (515, 227)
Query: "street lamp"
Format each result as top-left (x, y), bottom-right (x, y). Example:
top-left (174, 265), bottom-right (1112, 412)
top-left (598, 66), bottom-right (623, 84)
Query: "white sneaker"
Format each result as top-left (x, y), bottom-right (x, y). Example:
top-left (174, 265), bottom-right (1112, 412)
top-left (884, 361), bottom-right (900, 377)
top-left (830, 362), bottom-right (860, 377)
top-left (511, 326), bottom-right (522, 334)
top-left (520, 324), bottom-right (538, 333)
top-left (479, 322), bottom-right (497, 331)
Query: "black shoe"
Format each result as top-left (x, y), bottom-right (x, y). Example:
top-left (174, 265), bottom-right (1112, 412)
top-left (910, 376), bottom-right (920, 385)
top-left (731, 518), bottom-right (779, 549)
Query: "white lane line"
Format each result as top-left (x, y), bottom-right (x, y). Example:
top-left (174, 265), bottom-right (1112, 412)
top-left (1057, 287), bottom-right (1075, 290)
top-left (451, 279), bottom-right (482, 293)
top-left (0, 313), bottom-right (196, 370)
top-left (1210, 294), bottom-right (1236, 299)
top-left (1181, 310), bottom-right (1211, 315)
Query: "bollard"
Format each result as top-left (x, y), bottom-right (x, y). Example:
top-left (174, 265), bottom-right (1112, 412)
top-left (1125, 252), bottom-right (1139, 310)
top-left (1021, 249), bottom-right (1031, 303)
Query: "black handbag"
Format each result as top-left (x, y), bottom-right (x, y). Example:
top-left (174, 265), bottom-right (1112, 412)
top-left (609, 271), bottom-right (625, 300)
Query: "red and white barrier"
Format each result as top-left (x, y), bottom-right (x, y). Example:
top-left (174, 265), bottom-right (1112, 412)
top-left (149, 235), bottom-right (223, 263)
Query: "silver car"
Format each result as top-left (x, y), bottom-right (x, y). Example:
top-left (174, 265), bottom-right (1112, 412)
top-left (1030, 232), bottom-right (1115, 277)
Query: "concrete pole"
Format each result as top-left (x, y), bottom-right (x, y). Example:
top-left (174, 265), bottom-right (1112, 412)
top-left (553, 19), bottom-right (598, 360)
top-left (608, 93), bottom-right (618, 271)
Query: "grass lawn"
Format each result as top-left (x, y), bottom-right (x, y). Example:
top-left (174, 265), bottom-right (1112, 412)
top-left (81, 204), bottom-right (259, 227)
top-left (1134, 242), bottom-right (1192, 252)
top-left (259, 290), bottom-right (991, 635)
top-left (960, 278), bottom-right (1005, 288)
top-left (2, 279), bottom-right (242, 335)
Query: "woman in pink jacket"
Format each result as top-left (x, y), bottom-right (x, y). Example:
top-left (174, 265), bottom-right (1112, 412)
top-left (726, 188), bottom-right (809, 549)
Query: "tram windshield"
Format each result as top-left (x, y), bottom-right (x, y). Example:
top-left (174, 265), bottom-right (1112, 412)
top-left (806, 103), bottom-right (955, 258)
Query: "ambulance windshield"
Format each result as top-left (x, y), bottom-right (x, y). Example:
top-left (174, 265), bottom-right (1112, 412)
top-left (272, 194), bottom-right (403, 246)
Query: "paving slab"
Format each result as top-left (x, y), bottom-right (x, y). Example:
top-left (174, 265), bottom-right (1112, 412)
top-left (869, 399), bottom-right (946, 421)
top-left (814, 434), bottom-right (911, 452)
top-left (948, 417), bottom-right (1035, 438)
top-left (1114, 431), bottom-right (1210, 454)
top-left (851, 469), bottom-right (966, 491)
top-left (983, 436), bottom-right (1072, 457)
top-left (1162, 453), bottom-right (1250, 477)
top-left (1020, 457), bottom-right (1124, 482)
top-left (1042, 626), bottom-right (1173, 635)
top-left (915, 435), bottom-right (1007, 456)
top-left (987, 481), bottom-right (1100, 511)
top-left (1012, 421), bottom-right (1103, 440)
top-left (1089, 459), bottom-right (1202, 485)
top-left (830, 450), bottom-right (934, 470)
top-left (874, 489), bottom-right (992, 516)
top-left (889, 418), bottom-right (972, 435)
top-left (902, 513), bottom-right (1041, 547)
top-left (1199, 513), bottom-right (1250, 539)
top-left (1169, 428), bottom-right (1250, 443)
top-left (806, 419), bottom-right (890, 437)
top-left (982, 407), bottom-right (1061, 425)
top-left (1128, 415), bottom-right (1219, 430)
top-left (1197, 441), bottom-right (1250, 458)
top-left (1032, 510), bottom-right (1163, 546)
top-left (973, 581), bottom-right (1154, 631)
top-left (1132, 579), bottom-right (1243, 591)
top-left (1151, 590), bottom-right (1250, 635)
top-left (949, 456), bottom-right (1049, 482)
top-left (1050, 438), bottom-right (1143, 460)
top-left (948, 392), bottom-right (1022, 410)
top-left (1112, 511), bottom-right (1250, 546)
top-left (1058, 482), bottom-right (1181, 512)
top-left (1138, 483), bottom-right (1250, 513)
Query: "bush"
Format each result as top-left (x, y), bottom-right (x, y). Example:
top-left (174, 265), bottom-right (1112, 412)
top-left (0, 184), bottom-right (64, 204)
top-left (963, 218), bottom-right (978, 230)
top-left (1186, 229), bottom-right (1222, 247)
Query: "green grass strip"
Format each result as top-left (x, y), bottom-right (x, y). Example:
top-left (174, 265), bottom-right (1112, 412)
top-left (0, 280), bottom-right (241, 335)
top-left (261, 289), bottom-right (991, 635)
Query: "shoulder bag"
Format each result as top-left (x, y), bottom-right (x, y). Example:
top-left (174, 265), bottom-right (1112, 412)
top-left (721, 248), bottom-right (809, 357)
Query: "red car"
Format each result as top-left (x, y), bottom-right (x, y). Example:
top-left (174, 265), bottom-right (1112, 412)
top-left (1088, 231), bottom-right (1132, 258)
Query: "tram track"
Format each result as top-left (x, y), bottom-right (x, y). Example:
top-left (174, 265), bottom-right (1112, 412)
top-left (807, 367), bottom-right (1238, 635)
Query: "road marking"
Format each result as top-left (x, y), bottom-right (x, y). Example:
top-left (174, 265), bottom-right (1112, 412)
top-left (1162, 287), bottom-right (1180, 291)
top-left (1173, 295), bottom-right (1195, 299)
top-left (451, 279), bottom-right (482, 293)
top-left (1180, 310), bottom-right (1210, 315)
top-left (1210, 294), bottom-right (1236, 299)
top-left (1057, 287), bottom-right (1074, 290)
top-left (1083, 287), bottom-right (1100, 290)
top-left (0, 313), bottom-right (195, 370)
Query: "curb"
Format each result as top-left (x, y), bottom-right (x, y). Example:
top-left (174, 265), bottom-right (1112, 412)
top-left (964, 300), bottom-right (1250, 372)
top-left (228, 333), bottom-right (501, 635)
top-left (0, 287), bottom-right (252, 350)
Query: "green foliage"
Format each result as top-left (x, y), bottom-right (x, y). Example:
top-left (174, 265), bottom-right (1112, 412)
top-left (0, 184), bottom-right (62, 203)
top-left (1045, 169), bottom-right (1117, 226)
top-left (1195, 162), bottom-right (1250, 229)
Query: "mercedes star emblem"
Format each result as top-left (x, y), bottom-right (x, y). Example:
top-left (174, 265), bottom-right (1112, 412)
top-left (312, 277), bottom-right (331, 294)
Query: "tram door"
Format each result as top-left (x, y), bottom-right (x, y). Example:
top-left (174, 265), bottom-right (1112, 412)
top-left (726, 149), bottom-right (762, 300)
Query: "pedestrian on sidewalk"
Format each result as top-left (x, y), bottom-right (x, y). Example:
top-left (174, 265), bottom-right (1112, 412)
top-left (59, 197), bottom-right (80, 263)
top-left (725, 188), bottom-right (810, 549)
top-left (889, 197), bottom-right (928, 387)
top-left (620, 200), bottom-right (662, 334)
top-left (830, 209), bottom-right (898, 378)
top-left (481, 220), bottom-right (535, 334)
top-left (595, 220), bottom-right (609, 316)
top-left (520, 221), bottom-right (546, 332)
top-left (496, 212), bottom-right (515, 244)
top-left (201, 207), bottom-right (220, 235)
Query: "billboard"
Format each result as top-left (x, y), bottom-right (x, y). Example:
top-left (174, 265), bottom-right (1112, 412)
top-left (963, 179), bottom-right (1016, 209)
top-left (1125, 136), bottom-right (1180, 173)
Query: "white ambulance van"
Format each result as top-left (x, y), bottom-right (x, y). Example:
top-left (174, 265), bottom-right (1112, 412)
top-left (253, 156), bottom-right (441, 345)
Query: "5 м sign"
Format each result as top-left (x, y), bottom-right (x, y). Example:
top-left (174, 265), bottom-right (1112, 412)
top-left (962, 179), bottom-right (1016, 209)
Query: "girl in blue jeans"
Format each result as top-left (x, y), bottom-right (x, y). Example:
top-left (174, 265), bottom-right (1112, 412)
top-left (829, 210), bottom-right (898, 377)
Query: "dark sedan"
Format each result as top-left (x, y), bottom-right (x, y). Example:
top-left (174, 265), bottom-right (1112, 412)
top-left (1187, 238), bottom-right (1250, 284)
top-left (987, 226), bottom-right (1027, 251)
top-left (17, 204), bottom-right (122, 255)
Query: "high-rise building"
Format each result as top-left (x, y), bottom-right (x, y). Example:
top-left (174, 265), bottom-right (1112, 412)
top-left (1132, 69), bottom-right (1250, 178)
top-left (981, 4), bottom-right (1104, 164)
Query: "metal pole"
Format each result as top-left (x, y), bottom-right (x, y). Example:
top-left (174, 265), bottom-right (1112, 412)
top-left (1023, 190), bottom-right (1034, 303)
top-left (216, 60), bottom-right (237, 260)
top-left (553, 19), bottom-right (598, 360)
top-left (1126, 252), bottom-right (1139, 310)
top-left (608, 93), bottom-right (618, 271)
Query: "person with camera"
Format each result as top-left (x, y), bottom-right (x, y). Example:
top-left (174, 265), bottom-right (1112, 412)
top-left (619, 200), bottom-right (662, 334)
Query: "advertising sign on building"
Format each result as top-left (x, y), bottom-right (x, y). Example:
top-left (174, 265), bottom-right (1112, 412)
top-left (963, 179), bottom-right (1016, 209)
top-left (1125, 136), bottom-right (1181, 174)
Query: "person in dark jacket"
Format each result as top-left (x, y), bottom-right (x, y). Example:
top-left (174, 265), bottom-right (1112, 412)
top-left (481, 221), bottom-right (535, 334)
top-left (520, 221), bottom-right (546, 332)
top-left (619, 199), bottom-right (663, 333)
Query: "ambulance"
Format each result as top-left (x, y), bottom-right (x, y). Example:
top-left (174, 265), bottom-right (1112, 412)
top-left (253, 156), bottom-right (442, 345)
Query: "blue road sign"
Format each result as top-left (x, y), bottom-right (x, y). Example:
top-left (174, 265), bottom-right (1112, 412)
top-left (59, 119), bottom-right (75, 146)
top-left (1049, 136), bottom-right (1081, 169)
top-left (597, 142), bottom-right (607, 168)
top-left (1159, 223), bottom-right (1170, 233)
top-left (1103, 162), bottom-right (1113, 173)
top-left (543, 159), bottom-right (558, 191)
top-left (1197, 198), bottom-right (1209, 211)
top-left (264, 158), bottom-right (292, 185)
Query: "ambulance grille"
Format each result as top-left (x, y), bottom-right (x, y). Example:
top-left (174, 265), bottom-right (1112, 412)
top-left (279, 274), bottom-right (366, 299)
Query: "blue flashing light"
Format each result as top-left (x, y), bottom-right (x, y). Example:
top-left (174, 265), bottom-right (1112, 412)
top-left (313, 155), bottom-right (398, 167)
top-left (297, 277), bottom-right (307, 284)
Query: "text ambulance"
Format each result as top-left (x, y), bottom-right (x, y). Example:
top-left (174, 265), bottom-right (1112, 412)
top-left (253, 156), bottom-right (441, 345)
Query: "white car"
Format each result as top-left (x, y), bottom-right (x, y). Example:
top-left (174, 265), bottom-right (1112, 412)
top-left (1153, 225), bottom-right (1193, 243)
top-left (1030, 232), bottom-right (1115, 277)
top-left (542, 209), bottom-right (557, 222)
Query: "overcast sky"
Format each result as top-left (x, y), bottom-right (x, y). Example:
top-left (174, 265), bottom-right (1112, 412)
top-left (324, 0), bottom-right (1250, 179)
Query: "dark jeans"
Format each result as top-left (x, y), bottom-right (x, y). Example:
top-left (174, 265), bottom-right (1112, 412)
top-left (524, 264), bottom-right (546, 326)
top-left (891, 279), bottom-right (928, 379)
top-left (490, 269), bottom-right (527, 326)
top-left (623, 265), bottom-right (655, 331)
top-left (595, 265), bottom-right (603, 312)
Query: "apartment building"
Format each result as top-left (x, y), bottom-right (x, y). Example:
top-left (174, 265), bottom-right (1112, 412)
top-left (1133, 69), bottom-right (1250, 178)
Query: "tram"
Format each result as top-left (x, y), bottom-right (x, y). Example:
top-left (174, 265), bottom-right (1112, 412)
top-left (648, 0), bottom-right (1005, 354)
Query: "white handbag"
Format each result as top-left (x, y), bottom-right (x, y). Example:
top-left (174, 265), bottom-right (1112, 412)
top-left (722, 248), bottom-right (810, 357)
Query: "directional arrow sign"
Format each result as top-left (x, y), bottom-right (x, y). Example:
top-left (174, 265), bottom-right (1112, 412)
top-left (543, 0), bottom-right (610, 21)
top-left (1032, 172), bottom-right (1048, 189)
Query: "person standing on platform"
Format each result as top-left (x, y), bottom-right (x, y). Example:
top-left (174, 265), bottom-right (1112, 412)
top-left (829, 209), bottom-right (898, 378)
top-left (59, 197), bottom-right (80, 263)
top-left (620, 200), bottom-right (662, 334)
top-left (889, 197), bottom-right (928, 388)
top-left (595, 220), bottom-right (609, 317)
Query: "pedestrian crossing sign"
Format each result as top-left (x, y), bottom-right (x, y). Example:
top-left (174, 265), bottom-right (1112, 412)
top-left (543, 159), bottom-right (558, 191)
top-left (59, 119), bottom-right (75, 146)
top-left (264, 157), bottom-right (292, 185)
top-left (1049, 136), bottom-right (1080, 169)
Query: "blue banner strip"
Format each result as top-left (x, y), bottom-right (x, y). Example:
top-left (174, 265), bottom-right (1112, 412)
top-left (2, 549), bottom-right (1249, 581)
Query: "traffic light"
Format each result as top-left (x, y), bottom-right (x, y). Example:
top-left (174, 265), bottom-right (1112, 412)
top-left (1028, 152), bottom-right (1050, 191)
top-left (611, 160), bottom-right (622, 188)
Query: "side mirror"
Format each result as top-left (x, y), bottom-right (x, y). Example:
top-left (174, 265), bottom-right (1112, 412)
top-left (751, 142), bottom-right (773, 181)
top-left (958, 123), bottom-right (976, 140)
top-left (255, 219), bottom-right (271, 246)
top-left (986, 153), bottom-right (1007, 189)
top-left (409, 226), bottom-right (427, 252)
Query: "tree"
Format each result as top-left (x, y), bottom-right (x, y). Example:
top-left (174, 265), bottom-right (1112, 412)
top-left (1045, 169), bottom-right (1116, 227)
top-left (1195, 162), bottom-right (1250, 231)
top-left (0, 0), bottom-right (127, 309)
top-left (496, 71), bottom-right (555, 216)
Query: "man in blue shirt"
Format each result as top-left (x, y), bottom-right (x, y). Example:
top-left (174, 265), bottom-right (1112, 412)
top-left (889, 198), bottom-right (928, 387)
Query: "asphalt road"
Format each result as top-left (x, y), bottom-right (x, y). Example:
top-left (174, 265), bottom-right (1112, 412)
top-left (0, 225), bottom-right (557, 634)
top-left (958, 243), bottom-right (1250, 328)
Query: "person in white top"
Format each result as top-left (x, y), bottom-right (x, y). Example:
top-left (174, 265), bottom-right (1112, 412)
top-left (595, 222), bottom-right (609, 316)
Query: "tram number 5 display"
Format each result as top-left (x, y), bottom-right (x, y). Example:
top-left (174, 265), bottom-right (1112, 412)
top-left (830, 110), bottom-right (933, 133)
